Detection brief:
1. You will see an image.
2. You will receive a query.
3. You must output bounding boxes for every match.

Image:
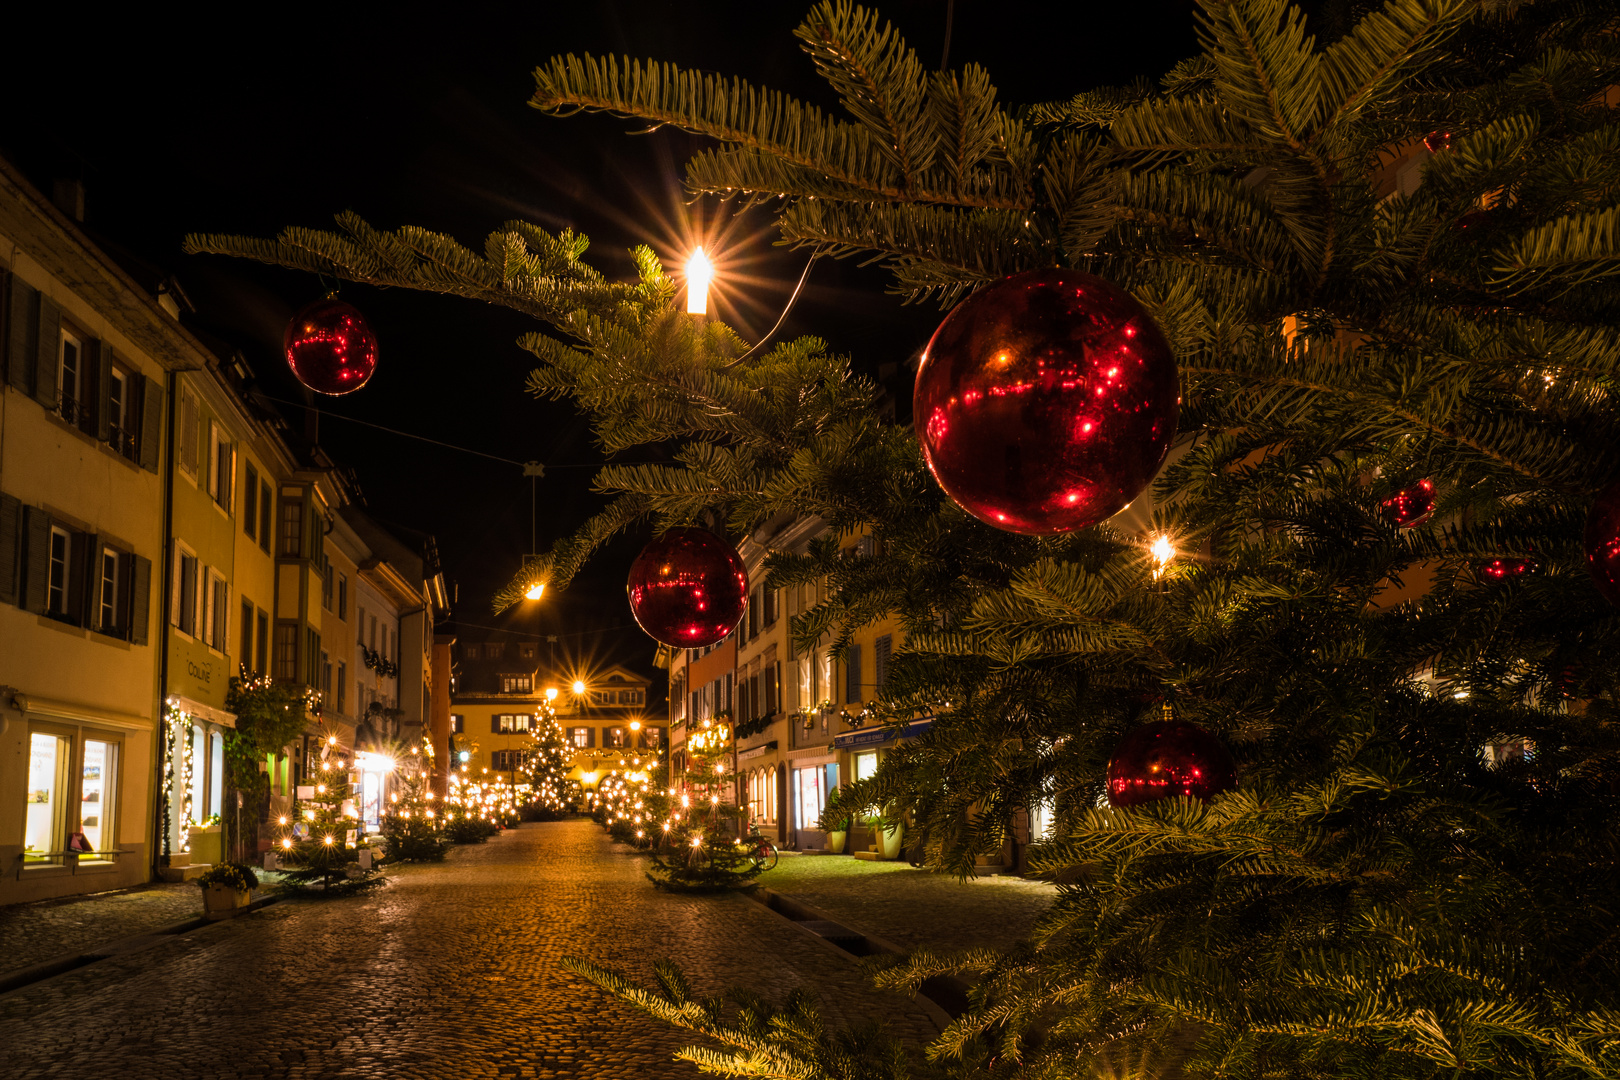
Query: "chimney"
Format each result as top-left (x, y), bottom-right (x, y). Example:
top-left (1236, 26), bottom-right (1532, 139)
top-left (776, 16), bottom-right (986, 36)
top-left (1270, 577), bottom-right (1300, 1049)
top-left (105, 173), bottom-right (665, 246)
top-left (51, 179), bottom-right (85, 222)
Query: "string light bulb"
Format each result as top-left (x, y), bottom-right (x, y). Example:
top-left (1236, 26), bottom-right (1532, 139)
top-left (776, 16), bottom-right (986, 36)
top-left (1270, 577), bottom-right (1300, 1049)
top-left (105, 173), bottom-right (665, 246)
top-left (685, 247), bottom-right (713, 315)
top-left (1150, 534), bottom-right (1175, 579)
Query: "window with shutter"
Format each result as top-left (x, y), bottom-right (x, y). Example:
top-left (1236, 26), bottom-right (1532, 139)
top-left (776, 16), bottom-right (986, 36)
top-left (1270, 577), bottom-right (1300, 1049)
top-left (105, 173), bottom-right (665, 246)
top-left (241, 601), bottom-right (256, 672)
top-left (33, 295), bottom-right (60, 410)
top-left (7, 276), bottom-right (37, 393)
top-left (175, 549), bottom-right (198, 635)
top-left (46, 526), bottom-right (72, 619)
top-left (256, 610), bottom-right (269, 674)
top-left (875, 634), bottom-right (892, 691)
top-left (845, 644), bottom-right (862, 704)
top-left (257, 482), bottom-right (272, 551)
top-left (129, 555), bottom-right (152, 646)
top-left (274, 622), bottom-right (298, 681)
top-left (243, 464), bottom-right (259, 538)
top-left (177, 387), bottom-right (199, 476)
top-left (279, 498), bottom-right (303, 557)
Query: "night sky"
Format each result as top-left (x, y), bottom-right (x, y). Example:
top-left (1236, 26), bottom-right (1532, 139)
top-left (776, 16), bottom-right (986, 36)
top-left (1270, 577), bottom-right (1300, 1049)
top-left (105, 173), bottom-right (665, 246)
top-left (1, 1), bottom-right (1199, 679)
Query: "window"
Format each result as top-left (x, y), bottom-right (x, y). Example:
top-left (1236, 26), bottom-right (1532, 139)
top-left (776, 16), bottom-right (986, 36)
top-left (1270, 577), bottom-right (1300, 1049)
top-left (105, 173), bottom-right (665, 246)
top-left (57, 329), bottom-right (83, 423)
top-left (258, 483), bottom-right (273, 553)
top-left (322, 650), bottom-right (333, 701)
top-left (173, 549), bottom-right (198, 635)
top-left (855, 752), bottom-right (879, 781)
top-left (279, 498), bottom-right (303, 557)
top-left (569, 727), bottom-right (594, 749)
top-left (80, 738), bottom-right (117, 857)
top-left (205, 573), bottom-right (228, 651)
top-left (274, 622), bottom-right (298, 680)
top-left (321, 561), bottom-right (334, 610)
top-left (47, 526), bottom-right (72, 618)
top-left (243, 464), bottom-right (259, 539)
top-left (520, 643), bottom-right (535, 659)
top-left (764, 586), bottom-right (779, 625)
top-left (337, 575), bottom-right (347, 619)
top-left (337, 662), bottom-right (347, 713)
top-left (501, 674), bottom-right (532, 694)
top-left (846, 644), bottom-right (863, 704)
top-left (874, 635), bottom-right (892, 692)
top-left (256, 611), bottom-right (270, 675)
top-left (209, 732), bottom-right (225, 821)
top-left (494, 714), bottom-right (532, 733)
top-left (382, 625), bottom-right (390, 660)
top-left (451, 715), bottom-right (465, 734)
top-left (25, 731), bottom-right (68, 863)
top-left (369, 615), bottom-right (378, 650)
top-left (461, 642), bottom-right (476, 660)
top-left (639, 726), bottom-right (663, 750)
top-left (106, 365), bottom-right (137, 459)
top-left (492, 749), bottom-right (528, 772)
top-left (208, 423), bottom-right (233, 510)
top-left (606, 727), bottom-right (627, 748)
top-left (305, 628), bottom-right (321, 686)
top-left (241, 601), bottom-right (257, 674)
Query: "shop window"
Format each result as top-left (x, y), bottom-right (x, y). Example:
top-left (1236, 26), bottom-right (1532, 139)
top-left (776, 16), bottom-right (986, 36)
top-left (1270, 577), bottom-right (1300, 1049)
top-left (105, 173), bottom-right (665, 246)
top-left (25, 731), bottom-right (69, 863)
top-left (190, 723), bottom-right (205, 822)
top-left (856, 751), bottom-right (879, 781)
top-left (210, 733), bottom-right (225, 820)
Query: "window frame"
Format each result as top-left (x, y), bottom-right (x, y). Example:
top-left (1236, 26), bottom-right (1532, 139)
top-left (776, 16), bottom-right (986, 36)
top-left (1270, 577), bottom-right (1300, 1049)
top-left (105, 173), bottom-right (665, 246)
top-left (500, 673), bottom-right (533, 694)
top-left (47, 525), bottom-right (72, 619)
top-left (23, 720), bottom-right (125, 868)
top-left (57, 327), bottom-right (84, 424)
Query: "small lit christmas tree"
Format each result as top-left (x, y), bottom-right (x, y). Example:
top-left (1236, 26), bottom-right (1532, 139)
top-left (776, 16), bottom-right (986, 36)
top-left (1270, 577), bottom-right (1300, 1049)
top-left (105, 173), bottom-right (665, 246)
top-left (273, 730), bottom-right (385, 894)
top-left (381, 737), bottom-right (448, 862)
top-left (519, 706), bottom-right (580, 819)
top-left (648, 716), bottom-right (752, 892)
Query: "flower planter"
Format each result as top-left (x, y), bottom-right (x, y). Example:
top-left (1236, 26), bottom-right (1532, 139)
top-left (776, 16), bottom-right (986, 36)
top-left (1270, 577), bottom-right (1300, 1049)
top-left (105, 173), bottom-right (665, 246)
top-left (877, 822), bottom-right (905, 860)
top-left (826, 830), bottom-right (848, 854)
top-left (203, 884), bottom-right (250, 920)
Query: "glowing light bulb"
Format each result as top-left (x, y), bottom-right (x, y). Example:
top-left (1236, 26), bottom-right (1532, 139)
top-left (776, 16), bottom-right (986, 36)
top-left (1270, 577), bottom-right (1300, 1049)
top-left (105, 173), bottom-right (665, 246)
top-left (685, 247), bottom-right (713, 314)
top-left (323, 835), bottom-right (334, 845)
top-left (525, 582), bottom-right (546, 600)
top-left (282, 837), bottom-right (293, 849)
top-left (572, 680), bottom-right (586, 695)
top-left (1150, 534), bottom-right (1176, 579)
top-left (545, 687), bottom-right (558, 701)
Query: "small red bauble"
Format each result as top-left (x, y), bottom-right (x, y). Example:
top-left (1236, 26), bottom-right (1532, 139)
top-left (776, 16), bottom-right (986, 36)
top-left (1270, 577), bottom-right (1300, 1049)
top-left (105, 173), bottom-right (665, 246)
top-left (626, 527), bottom-right (748, 648)
top-left (1583, 480), bottom-right (1620, 606)
top-left (1381, 479), bottom-right (1435, 528)
top-left (1423, 131), bottom-right (1453, 153)
top-left (1477, 557), bottom-right (1537, 583)
top-left (915, 269), bottom-right (1179, 535)
top-left (284, 298), bottom-right (379, 395)
top-left (1106, 720), bottom-right (1235, 808)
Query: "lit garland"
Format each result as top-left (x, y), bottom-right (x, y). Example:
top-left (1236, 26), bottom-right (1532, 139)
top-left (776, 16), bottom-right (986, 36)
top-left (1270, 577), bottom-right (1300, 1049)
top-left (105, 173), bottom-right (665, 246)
top-left (162, 702), bottom-right (194, 856)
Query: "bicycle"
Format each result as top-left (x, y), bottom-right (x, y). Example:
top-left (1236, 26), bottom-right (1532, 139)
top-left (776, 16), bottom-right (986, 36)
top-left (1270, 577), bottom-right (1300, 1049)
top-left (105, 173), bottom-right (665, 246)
top-left (743, 822), bottom-right (779, 872)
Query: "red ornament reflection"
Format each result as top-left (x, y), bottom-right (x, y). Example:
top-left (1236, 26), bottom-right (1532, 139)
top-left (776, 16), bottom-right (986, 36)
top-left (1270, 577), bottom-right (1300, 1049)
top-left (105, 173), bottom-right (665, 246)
top-left (284, 298), bottom-right (379, 396)
top-left (1423, 131), bottom-right (1453, 153)
top-left (1476, 557), bottom-right (1537, 583)
top-left (626, 527), bottom-right (748, 648)
top-left (1106, 719), bottom-right (1235, 808)
top-left (914, 269), bottom-right (1179, 535)
top-left (1583, 480), bottom-right (1620, 606)
top-left (1381, 479), bottom-right (1435, 528)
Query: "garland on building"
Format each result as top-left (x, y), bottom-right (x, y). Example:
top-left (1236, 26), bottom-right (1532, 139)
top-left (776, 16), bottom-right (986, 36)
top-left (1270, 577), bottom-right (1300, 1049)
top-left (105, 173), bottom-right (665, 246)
top-left (161, 704), bottom-right (193, 857)
top-left (360, 646), bottom-right (400, 678)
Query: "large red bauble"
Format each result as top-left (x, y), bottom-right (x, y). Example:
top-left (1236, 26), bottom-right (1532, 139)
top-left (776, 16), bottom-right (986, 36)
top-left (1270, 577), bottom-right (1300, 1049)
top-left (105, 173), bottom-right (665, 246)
top-left (1584, 480), bottom-right (1620, 606)
top-left (626, 528), bottom-right (748, 648)
top-left (284, 299), bottom-right (379, 395)
top-left (915, 269), bottom-right (1179, 534)
top-left (1106, 720), bottom-right (1235, 808)
top-left (1381, 479), bottom-right (1435, 528)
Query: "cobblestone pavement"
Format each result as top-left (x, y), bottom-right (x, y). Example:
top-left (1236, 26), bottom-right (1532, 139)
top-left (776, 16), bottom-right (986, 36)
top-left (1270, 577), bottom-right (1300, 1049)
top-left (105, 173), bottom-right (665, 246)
top-left (0, 881), bottom-right (208, 975)
top-left (763, 855), bottom-right (1056, 953)
top-left (0, 822), bottom-right (939, 1080)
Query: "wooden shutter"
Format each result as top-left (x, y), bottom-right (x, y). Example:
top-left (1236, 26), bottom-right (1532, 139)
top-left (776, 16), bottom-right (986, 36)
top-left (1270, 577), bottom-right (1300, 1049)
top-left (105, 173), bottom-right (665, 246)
top-left (21, 506), bottom-right (51, 613)
top-left (258, 483), bottom-right (272, 551)
top-left (138, 374), bottom-right (163, 472)
top-left (846, 644), bottom-right (862, 703)
top-left (84, 533), bottom-right (106, 631)
top-left (80, 338), bottom-right (102, 436)
top-left (492, 716), bottom-right (502, 733)
top-left (177, 387), bottom-right (197, 474)
top-left (7, 275), bottom-right (36, 392)
top-left (91, 341), bottom-right (110, 440)
top-left (874, 634), bottom-right (891, 691)
top-left (33, 294), bottom-right (59, 409)
top-left (129, 555), bottom-right (152, 646)
top-left (0, 493), bottom-right (20, 606)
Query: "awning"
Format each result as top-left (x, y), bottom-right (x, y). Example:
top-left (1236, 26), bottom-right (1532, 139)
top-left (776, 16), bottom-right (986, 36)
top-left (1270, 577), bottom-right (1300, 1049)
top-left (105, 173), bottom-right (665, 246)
top-left (833, 718), bottom-right (933, 750)
top-left (18, 693), bottom-right (156, 731)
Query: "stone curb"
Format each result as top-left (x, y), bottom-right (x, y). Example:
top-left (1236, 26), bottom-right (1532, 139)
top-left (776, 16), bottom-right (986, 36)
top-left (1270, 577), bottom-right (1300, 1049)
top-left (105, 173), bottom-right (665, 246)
top-left (0, 891), bottom-right (288, 998)
top-left (746, 886), bottom-right (972, 1032)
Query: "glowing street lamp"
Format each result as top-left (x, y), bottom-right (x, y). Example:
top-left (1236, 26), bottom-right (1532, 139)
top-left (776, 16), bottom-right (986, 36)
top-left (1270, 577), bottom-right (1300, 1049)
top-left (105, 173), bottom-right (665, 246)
top-left (685, 248), bottom-right (713, 315)
top-left (572, 679), bottom-right (586, 696)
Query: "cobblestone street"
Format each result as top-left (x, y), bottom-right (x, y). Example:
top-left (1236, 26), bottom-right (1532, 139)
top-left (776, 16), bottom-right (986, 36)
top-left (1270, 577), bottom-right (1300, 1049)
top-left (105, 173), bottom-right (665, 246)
top-left (0, 822), bottom-right (942, 1080)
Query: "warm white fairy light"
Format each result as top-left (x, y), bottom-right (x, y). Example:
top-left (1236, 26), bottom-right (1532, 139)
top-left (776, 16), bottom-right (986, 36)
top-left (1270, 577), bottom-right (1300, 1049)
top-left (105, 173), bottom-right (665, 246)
top-left (685, 248), bottom-right (713, 314)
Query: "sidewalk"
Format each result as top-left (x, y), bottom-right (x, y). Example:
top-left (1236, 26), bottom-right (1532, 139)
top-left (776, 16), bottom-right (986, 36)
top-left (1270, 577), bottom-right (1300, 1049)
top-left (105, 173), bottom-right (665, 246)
top-left (761, 854), bottom-right (1054, 954)
top-left (0, 879), bottom-right (272, 982)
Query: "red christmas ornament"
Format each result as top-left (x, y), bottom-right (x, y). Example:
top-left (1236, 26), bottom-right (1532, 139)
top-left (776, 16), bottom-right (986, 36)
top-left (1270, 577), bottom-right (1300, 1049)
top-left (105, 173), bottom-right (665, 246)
top-left (1106, 719), bottom-right (1235, 808)
top-left (284, 298), bottom-right (379, 395)
top-left (626, 527), bottom-right (748, 648)
top-left (1381, 479), bottom-right (1435, 528)
top-left (1476, 557), bottom-right (1537, 583)
top-left (1583, 480), bottom-right (1620, 606)
top-left (1423, 130), bottom-right (1453, 153)
top-left (914, 269), bottom-right (1179, 535)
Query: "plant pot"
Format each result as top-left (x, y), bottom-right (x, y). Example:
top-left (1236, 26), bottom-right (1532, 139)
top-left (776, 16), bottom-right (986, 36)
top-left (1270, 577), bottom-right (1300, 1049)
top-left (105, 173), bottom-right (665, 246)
top-left (203, 884), bottom-right (250, 920)
top-left (826, 830), bottom-right (848, 854)
top-left (877, 822), bottom-right (905, 860)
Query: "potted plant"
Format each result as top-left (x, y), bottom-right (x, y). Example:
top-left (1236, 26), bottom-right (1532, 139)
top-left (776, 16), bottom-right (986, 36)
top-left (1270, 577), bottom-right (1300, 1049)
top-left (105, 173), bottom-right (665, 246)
top-left (820, 790), bottom-right (853, 854)
top-left (873, 805), bottom-right (905, 860)
top-left (198, 861), bottom-right (259, 919)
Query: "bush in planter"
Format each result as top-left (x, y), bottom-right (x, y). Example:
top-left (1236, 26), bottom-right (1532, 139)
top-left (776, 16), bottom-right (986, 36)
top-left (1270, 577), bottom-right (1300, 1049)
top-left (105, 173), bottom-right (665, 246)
top-left (445, 814), bottom-right (498, 844)
top-left (197, 861), bottom-right (259, 892)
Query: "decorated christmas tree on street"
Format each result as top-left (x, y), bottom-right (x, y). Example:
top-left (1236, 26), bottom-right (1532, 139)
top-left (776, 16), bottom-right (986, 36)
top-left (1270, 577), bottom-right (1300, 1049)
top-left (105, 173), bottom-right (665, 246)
top-left (647, 716), bottom-right (754, 891)
top-left (518, 705), bottom-right (580, 818)
top-left (274, 731), bottom-right (385, 894)
top-left (191, 0), bottom-right (1620, 1075)
top-left (380, 737), bottom-right (449, 862)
